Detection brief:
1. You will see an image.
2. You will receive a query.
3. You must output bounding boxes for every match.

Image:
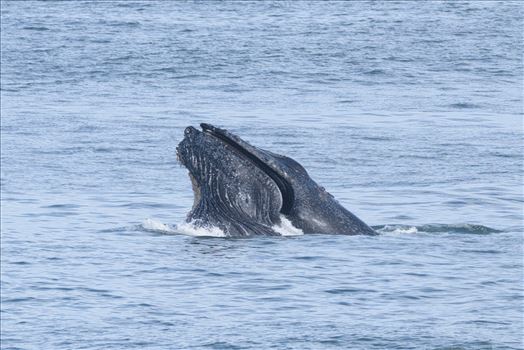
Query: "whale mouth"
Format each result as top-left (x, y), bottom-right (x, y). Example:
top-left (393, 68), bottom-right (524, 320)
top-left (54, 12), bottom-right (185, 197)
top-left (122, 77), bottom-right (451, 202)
top-left (199, 123), bottom-right (294, 215)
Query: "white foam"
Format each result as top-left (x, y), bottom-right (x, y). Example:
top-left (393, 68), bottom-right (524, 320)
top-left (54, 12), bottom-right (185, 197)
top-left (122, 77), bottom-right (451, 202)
top-left (379, 225), bottom-right (419, 234)
top-left (273, 216), bottom-right (304, 236)
top-left (142, 218), bottom-right (226, 237)
top-left (142, 217), bottom-right (300, 238)
top-left (175, 221), bottom-right (226, 237)
top-left (141, 218), bottom-right (177, 233)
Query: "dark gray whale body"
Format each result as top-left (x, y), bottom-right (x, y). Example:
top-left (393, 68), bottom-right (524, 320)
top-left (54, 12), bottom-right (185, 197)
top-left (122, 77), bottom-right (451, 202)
top-left (177, 123), bottom-right (375, 237)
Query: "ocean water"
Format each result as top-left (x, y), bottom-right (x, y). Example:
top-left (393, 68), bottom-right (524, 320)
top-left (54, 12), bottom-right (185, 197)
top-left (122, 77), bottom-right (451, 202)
top-left (1, 1), bottom-right (523, 349)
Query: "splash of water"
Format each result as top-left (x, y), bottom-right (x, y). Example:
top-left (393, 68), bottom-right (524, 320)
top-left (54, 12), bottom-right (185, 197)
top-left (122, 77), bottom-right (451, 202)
top-left (141, 218), bottom-right (177, 233)
top-left (141, 218), bottom-right (226, 237)
top-left (273, 216), bottom-right (304, 236)
top-left (141, 216), bottom-right (303, 237)
top-left (175, 221), bottom-right (226, 238)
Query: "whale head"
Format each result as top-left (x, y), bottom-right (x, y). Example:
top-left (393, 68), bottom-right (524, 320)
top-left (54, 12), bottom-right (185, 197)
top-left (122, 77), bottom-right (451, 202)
top-left (177, 123), bottom-right (375, 237)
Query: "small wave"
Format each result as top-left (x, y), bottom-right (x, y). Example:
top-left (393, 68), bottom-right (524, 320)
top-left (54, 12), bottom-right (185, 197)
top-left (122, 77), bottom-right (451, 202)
top-left (23, 26), bottom-right (49, 31)
top-left (447, 102), bottom-right (481, 109)
top-left (373, 224), bottom-right (502, 235)
top-left (375, 225), bottom-right (419, 234)
top-left (99, 20), bottom-right (140, 28)
top-left (363, 69), bottom-right (386, 75)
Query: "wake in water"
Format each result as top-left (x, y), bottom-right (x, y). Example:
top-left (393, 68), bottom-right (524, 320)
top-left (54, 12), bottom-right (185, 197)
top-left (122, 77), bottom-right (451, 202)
top-left (373, 224), bottom-right (502, 235)
top-left (137, 219), bottom-right (500, 237)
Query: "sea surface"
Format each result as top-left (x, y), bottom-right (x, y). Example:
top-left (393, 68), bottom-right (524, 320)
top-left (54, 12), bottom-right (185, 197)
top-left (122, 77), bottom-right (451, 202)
top-left (1, 1), bottom-right (523, 349)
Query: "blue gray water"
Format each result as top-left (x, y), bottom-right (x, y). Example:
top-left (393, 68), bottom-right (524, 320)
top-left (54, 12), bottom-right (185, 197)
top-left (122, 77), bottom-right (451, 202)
top-left (1, 1), bottom-right (523, 349)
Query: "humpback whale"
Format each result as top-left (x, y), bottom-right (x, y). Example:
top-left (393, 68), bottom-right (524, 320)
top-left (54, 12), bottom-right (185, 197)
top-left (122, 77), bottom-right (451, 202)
top-left (176, 123), bottom-right (375, 237)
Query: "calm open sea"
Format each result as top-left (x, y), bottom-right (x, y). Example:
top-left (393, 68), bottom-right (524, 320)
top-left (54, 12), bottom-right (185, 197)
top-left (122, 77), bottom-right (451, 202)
top-left (1, 1), bottom-right (523, 349)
